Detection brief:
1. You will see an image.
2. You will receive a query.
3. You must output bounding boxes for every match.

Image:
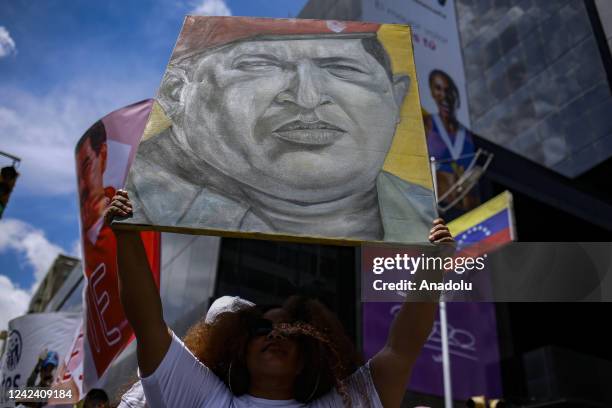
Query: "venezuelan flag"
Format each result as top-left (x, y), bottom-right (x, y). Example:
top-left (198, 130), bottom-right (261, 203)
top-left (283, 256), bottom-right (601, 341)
top-left (448, 191), bottom-right (516, 253)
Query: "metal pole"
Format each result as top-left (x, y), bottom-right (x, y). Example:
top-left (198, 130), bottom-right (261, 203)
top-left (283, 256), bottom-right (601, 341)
top-left (431, 158), bottom-right (453, 408)
top-left (439, 301), bottom-right (453, 408)
top-left (0, 150), bottom-right (21, 163)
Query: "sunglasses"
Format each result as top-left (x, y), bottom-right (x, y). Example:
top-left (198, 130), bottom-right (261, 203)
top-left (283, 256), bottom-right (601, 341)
top-left (249, 318), bottom-right (274, 338)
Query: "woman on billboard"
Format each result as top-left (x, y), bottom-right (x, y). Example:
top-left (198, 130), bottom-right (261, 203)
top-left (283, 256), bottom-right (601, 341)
top-left (424, 69), bottom-right (478, 211)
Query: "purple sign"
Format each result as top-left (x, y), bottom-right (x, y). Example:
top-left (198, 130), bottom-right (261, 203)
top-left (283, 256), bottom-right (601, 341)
top-left (363, 302), bottom-right (502, 400)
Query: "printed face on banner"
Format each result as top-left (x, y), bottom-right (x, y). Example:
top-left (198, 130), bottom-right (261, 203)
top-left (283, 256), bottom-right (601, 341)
top-left (74, 100), bottom-right (161, 380)
top-left (118, 17), bottom-right (437, 243)
top-left (76, 120), bottom-right (127, 377)
top-left (423, 69), bottom-right (479, 210)
top-left (429, 70), bottom-right (459, 122)
top-left (76, 121), bottom-right (109, 237)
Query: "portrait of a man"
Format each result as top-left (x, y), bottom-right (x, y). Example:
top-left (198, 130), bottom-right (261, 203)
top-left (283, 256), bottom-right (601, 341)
top-left (119, 17), bottom-right (437, 243)
top-left (76, 121), bottom-right (113, 246)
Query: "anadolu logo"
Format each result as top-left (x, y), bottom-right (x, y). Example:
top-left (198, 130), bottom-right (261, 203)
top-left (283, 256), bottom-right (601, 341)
top-left (5, 330), bottom-right (22, 371)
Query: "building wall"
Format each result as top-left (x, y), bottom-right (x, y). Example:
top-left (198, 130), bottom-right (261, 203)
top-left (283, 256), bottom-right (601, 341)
top-left (456, 0), bottom-right (612, 177)
top-left (28, 255), bottom-right (80, 313)
top-left (595, 0), bottom-right (612, 51)
top-left (46, 263), bottom-right (84, 312)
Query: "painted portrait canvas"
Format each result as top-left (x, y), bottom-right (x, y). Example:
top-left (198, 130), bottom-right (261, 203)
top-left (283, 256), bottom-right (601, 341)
top-left (115, 16), bottom-right (437, 244)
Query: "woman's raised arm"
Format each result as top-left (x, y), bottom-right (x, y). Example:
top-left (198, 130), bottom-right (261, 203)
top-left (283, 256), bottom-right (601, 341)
top-left (105, 190), bottom-right (171, 376)
top-left (370, 218), bottom-right (453, 407)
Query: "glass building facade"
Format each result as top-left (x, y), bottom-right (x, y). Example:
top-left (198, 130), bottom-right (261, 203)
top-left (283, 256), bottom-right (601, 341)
top-left (300, 0), bottom-right (612, 177)
top-left (458, 0), bottom-right (612, 177)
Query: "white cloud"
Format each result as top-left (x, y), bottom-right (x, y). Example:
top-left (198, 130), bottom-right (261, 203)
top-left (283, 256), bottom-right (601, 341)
top-left (0, 218), bottom-right (64, 288)
top-left (0, 26), bottom-right (16, 58)
top-left (0, 275), bottom-right (30, 330)
top-left (0, 218), bottom-right (68, 329)
top-left (0, 77), bottom-right (153, 196)
top-left (191, 0), bottom-right (232, 16)
top-left (70, 238), bottom-right (82, 259)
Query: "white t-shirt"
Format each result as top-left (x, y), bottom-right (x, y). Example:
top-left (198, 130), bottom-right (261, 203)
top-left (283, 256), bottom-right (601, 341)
top-left (138, 331), bottom-right (383, 408)
top-left (119, 380), bottom-right (148, 408)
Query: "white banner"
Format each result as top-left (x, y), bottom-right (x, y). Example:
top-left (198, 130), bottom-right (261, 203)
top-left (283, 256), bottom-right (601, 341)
top-left (362, 0), bottom-right (471, 126)
top-left (0, 313), bottom-right (80, 408)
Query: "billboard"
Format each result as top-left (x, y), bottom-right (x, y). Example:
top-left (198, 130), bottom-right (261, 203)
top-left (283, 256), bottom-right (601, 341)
top-left (362, 0), bottom-right (479, 210)
top-left (116, 16), bottom-right (437, 245)
top-left (363, 302), bottom-right (502, 400)
top-left (362, 0), bottom-right (470, 126)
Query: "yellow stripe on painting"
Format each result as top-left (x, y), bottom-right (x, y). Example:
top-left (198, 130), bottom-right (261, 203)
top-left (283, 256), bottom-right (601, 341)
top-left (448, 191), bottom-right (513, 236)
top-left (142, 100), bottom-right (172, 142)
top-left (377, 24), bottom-right (433, 190)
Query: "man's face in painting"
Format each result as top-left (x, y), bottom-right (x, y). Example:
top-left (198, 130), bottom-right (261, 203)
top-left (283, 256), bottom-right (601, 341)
top-left (169, 36), bottom-right (410, 203)
top-left (77, 136), bottom-right (107, 232)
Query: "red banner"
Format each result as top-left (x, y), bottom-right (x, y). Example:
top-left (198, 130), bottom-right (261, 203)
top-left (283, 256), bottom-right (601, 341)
top-left (75, 100), bottom-right (160, 378)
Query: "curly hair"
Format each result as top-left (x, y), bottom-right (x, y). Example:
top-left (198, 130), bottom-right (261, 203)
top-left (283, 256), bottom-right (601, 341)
top-left (182, 295), bottom-right (365, 407)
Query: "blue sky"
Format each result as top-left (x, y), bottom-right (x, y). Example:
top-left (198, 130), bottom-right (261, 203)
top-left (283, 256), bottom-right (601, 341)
top-left (0, 0), bottom-right (308, 328)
